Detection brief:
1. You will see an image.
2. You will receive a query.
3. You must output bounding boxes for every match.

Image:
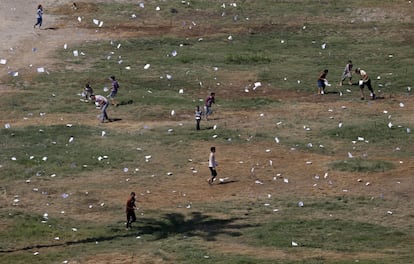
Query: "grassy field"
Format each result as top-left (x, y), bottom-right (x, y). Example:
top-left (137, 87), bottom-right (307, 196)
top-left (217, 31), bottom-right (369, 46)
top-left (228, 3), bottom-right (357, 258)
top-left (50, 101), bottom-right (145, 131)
top-left (1, 0), bottom-right (413, 263)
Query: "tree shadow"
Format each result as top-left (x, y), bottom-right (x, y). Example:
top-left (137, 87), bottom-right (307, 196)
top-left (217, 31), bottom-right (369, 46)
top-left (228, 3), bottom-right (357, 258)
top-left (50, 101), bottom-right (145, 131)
top-left (0, 212), bottom-right (254, 253)
top-left (138, 212), bottom-right (254, 241)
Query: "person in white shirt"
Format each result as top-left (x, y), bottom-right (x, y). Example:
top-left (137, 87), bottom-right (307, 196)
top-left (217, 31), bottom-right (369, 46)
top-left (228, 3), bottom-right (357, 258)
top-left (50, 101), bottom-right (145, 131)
top-left (340, 60), bottom-right (353, 86)
top-left (355, 68), bottom-right (376, 100)
top-left (208, 147), bottom-right (218, 184)
top-left (90, 94), bottom-right (111, 123)
top-left (195, 105), bottom-right (202, 130)
top-left (34, 5), bottom-right (43, 29)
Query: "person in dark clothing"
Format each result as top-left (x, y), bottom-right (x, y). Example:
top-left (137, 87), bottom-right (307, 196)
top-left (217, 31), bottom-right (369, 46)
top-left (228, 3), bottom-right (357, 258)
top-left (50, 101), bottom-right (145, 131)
top-left (204, 92), bottom-right (215, 120)
top-left (317, 69), bottom-right (329, 95)
top-left (126, 192), bottom-right (137, 229)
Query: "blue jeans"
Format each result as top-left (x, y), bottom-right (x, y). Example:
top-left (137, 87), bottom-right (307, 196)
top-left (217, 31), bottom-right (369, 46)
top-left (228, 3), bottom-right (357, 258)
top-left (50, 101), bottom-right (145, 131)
top-left (101, 103), bottom-right (109, 121)
top-left (35, 17), bottom-right (42, 27)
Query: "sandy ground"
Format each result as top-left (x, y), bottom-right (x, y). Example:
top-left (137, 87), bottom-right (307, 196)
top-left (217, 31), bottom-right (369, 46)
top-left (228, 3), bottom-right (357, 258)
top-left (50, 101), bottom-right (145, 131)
top-left (0, 0), bottom-right (56, 80)
top-left (0, 0), bottom-right (111, 85)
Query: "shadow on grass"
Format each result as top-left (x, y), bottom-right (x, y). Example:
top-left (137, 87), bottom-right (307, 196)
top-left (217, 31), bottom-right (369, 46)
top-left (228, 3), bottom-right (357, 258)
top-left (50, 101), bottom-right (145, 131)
top-left (138, 212), bottom-right (252, 241)
top-left (0, 212), bottom-right (253, 253)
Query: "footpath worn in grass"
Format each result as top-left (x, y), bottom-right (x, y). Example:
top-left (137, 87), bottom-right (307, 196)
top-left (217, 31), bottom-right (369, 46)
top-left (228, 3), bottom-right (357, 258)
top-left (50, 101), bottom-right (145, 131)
top-left (1, 0), bottom-right (413, 263)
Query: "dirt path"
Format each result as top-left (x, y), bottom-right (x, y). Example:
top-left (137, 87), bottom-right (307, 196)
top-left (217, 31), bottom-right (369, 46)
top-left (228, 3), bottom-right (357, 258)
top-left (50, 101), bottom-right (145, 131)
top-left (0, 0), bottom-right (116, 87)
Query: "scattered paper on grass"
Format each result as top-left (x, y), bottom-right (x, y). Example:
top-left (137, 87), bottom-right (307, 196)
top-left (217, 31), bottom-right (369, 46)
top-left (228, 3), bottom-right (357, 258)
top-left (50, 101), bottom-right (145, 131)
top-left (253, 82), bottom-right (261, 90)
top-left (0, 59), bottom-right (7, 65)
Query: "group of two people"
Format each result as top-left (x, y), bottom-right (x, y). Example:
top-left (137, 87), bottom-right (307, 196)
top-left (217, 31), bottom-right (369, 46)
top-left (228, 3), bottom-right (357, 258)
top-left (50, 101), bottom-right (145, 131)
top-left (125, 146), bottom-right (219, 228)
top-left (318, 60), bottom-right (376, 100)
top-left (84, 76), bottom-right (120, 123)
top-left (195, 92), bottom-right (216, 130)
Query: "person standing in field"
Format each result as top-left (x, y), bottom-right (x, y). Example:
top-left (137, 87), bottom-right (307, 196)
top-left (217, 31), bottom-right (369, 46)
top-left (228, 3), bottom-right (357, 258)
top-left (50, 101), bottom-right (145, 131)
top-left (195, 105), bottom-right (202, 130)
top-left (33, 4), bottom-right (43, 29)
top-left (204, 92), bottom-right (215, 120)
top-left (317, 69), bottom-right (329, 95)
top-left (208, 146), bottom-right (218, 185)
top-left (126, 192), bottom-right (137, 229)
top-left (84, 83), bottom-right (94, 101)
top-left (339, 60), bottom-right (353, 86)
top-left (355, 68), bottom-right (376, 100)
top-left (90, 94), bottom-right (111, 123)
top-left (108, 76), bottom-right (120, 106)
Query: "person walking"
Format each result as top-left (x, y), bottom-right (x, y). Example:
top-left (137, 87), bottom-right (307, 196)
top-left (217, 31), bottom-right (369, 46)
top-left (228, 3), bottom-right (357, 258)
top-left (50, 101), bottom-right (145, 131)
top-left (195, 105), bottom-right (202, 130)
top-left (317, 69), bottom-right (329, 95)
top-left (208, 147), bottom-right (218, 185)
top-left (90, 94), bottom-right (111, 123)
top-left (340, 60), bottom-right (353, 86)
top-left (355, 68), bottom-right (376, 100)
top-left (108, 76), bottom-right (120, 106)
top-left (204, 92), bottom-right (215, 120)
top-left (126, 192), bottom-right (137, 229)
top-left (34, 4), bottom-right (44, 29)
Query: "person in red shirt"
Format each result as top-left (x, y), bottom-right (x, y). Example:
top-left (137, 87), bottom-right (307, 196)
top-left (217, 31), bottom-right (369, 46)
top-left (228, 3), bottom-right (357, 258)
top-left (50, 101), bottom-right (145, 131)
top-left (204, 92), bottom-right (215, 120)
top-left (126, 192), bottom-right (137, 229)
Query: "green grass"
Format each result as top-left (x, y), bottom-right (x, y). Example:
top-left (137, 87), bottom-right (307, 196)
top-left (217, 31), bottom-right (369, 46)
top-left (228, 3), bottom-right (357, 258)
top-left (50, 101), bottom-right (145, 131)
top-left (1, 0), bottom-right (414, 263)
top-left (329, 158), bottom-right (395, 173)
